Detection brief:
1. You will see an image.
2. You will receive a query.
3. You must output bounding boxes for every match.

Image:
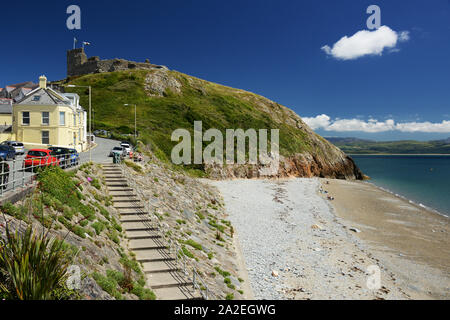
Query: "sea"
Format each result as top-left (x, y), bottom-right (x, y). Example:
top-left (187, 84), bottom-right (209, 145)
top-left (351, 155), bottom-right (450, 217)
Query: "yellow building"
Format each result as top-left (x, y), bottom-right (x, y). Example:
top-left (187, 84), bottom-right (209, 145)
top-left (12, 76), bottom-right (87, 152)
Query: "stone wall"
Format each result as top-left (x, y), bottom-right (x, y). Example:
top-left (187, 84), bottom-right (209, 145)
top-left (67, 48), bottom-right (167, 77)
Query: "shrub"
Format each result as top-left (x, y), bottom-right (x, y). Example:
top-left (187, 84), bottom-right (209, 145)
top-left (124, 160), bottom-right (142, 173)
top-left (91, 221), bottom-right (106, 235)
top-left (181, 246), bottom-right (194, 259)
top-left (90, 178), bottom-right (101, 190)
top-left (92, 272), bottom-right (122, 300)
top-left (214, 266), bottom-right (230, 278)
top-left (1, 202), bottom-right (29, 221)
top-left (183, 239), bottom-right (202, 251)
top-left (0, 225), bottom-right (72, 300)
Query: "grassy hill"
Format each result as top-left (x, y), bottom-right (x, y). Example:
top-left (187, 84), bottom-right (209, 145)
top-left (54, 69), bottom-right (362, 179)
top-left (326, 137), bottom-right (450, 154)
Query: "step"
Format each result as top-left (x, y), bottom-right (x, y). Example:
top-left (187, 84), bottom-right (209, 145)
top-left (121, 221), bottom-right (156, 231)
top-left (135, 248), bottom-right (174, 262)
top-left (120, 217), bottom-right (152, 223)
top-left (142, 260), bottom-right (179, 273)
top-left (129, 238), bottom-right (166, 250)
top-left (106, 183), bottom-right (129, 187)
top-left (114, 205), bottom-right (145, 211)
top-left (104, 179), bottom-right (127, 182)
top-left (125, 229), bottom-right (161, 239)
top-left (153, 287), bottom-right (203, 300)
top-left (111, 194), bottom-right (138, 198)
top-left (119, 210), bottom-right (147, 216)
top-left (118, 207), bottom-right (146, 214)
top-left (147, 271), bottom-right (193, 289)
top-left (108, 191), bottom-right (135, 196)
top-left (113, 199), bottom-right (140, 203)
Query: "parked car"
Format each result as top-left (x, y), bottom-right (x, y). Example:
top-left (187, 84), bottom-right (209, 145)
top-left (0, 161), bottom-right (9, 189)
top-left (120, 142), bottom-right (132, 155)
top-left (109, 146), bottom-right (125, 157)
top-left (23, 149), bottom-right (59, 172)
top-left (0, 145), bottom-right (16, 160)
top-left (68, 148), bottom-right (80, 166)
top-left (48, 147), bottom-right (71, 168)
top-left (1, 141), bottom-right (25, 155)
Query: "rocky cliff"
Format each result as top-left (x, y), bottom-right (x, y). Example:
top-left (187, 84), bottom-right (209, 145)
top-left (62, 68), bottom-right (363, 180)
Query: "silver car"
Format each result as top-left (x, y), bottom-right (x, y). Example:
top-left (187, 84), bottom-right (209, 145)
top-left (1, 141), bottom-right (25, 155)
top-left (109, 146), bottom-right (125, 157)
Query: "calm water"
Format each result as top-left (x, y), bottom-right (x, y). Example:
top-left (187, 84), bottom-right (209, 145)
top-left (351, 155), bottom-right (450, 217)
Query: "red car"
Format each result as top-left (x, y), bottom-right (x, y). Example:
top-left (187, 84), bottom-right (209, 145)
top-left (23, 149), bottom-right (60, 171)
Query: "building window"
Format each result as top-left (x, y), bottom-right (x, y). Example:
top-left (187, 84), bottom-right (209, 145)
top-left (22, 112), bottom-right (30, 125)
top-left (59, 112), bottom-right (65, 126)
top-left (73, 113), bottom-right (76, 126)
top-left (42, 112), bottom-right (49, 125)
top-left (42, 131), bottom-right (49, 145)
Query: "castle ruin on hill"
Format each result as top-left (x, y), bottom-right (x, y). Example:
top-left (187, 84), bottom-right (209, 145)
top-left (67, 48), bottom-right (167, 77)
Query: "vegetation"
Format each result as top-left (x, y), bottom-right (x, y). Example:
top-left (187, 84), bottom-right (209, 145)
top-left (0, 164), bottom-right (136, 300)
top-left (0, 224), bottom-right (74, 300)
top-left (214, 266), bottom-right (231, 278)
top-left (183, 239), bottom-right (202, 251)
top-left (60, 69), bottom-right (320, 174)
top-left (124, 160), bottom-right (142, 173)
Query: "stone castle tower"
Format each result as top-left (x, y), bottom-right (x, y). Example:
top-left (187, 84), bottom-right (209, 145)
top-left (67, 48), bottom-right (166, 77)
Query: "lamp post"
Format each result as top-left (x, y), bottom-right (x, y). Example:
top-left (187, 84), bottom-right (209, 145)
top-left (124, 104), bottom-right (137, 140)
top-left (67, 84), bottom-right (92, 163)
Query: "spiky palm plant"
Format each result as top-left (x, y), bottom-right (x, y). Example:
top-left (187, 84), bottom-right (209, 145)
top-left (0, 222), bottom-right (72, 300)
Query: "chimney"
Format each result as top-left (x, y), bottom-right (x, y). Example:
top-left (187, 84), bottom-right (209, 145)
top-left (39, 75), bottom-right (47, 89)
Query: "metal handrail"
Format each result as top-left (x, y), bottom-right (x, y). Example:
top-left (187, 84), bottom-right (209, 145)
top-left (118, 162), bottom-right (212, 300)
top-left (0, 151), bottom-right (84, 197)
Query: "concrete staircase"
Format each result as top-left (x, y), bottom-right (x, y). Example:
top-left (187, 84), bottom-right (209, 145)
top-left (102, 163), bottom-right (203, 300)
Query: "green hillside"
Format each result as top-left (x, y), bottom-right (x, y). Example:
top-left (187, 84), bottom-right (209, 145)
top-left (60, 70), bottom-right (321, 159)
top-left (53, 68), bottom-right (362, 179)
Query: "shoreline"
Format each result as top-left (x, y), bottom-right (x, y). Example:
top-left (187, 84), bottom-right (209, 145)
top-left (349, 154), bottom-right (450, 156)
top-left (209, 177), bottom-right (449, 300)
top-left (321, 178), bottom-right (449, 299)
top-left (362, 180), bottom-right (449, 219)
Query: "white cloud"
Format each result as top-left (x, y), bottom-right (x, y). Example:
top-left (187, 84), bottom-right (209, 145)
top-left (395, 121), bottom-right (450, 133)
top-left (302, 115), bottom-right (450, 133)
top-left (301, 114), bottom-right (330, 130)
top-left (327, 118), bottom-right (395, 133)
top-left (398, 31), bottom-right (410, 42)
top-left (321, 26), bottom-right (409, 60)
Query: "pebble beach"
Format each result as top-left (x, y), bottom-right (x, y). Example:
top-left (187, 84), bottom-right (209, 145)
top-left (209, 178), bottom-right (450, 300)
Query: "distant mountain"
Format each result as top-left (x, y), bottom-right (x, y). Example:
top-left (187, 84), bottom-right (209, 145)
top-left (325, 137), bottom-right (450, 154)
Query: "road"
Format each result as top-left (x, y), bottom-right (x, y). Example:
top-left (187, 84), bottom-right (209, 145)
top-left (0, 137), bottom-right (121, 196)
top-left (80, 137), bottom-right (120, 164)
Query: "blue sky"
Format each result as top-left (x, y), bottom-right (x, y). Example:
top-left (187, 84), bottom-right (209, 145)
top-left (1, 0), bottom-right (449, 140)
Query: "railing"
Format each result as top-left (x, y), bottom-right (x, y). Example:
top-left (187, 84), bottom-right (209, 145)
top-left (0, 152), bottom-right (85, 198)
top-left (119, 162), bottom-right (212, 300)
